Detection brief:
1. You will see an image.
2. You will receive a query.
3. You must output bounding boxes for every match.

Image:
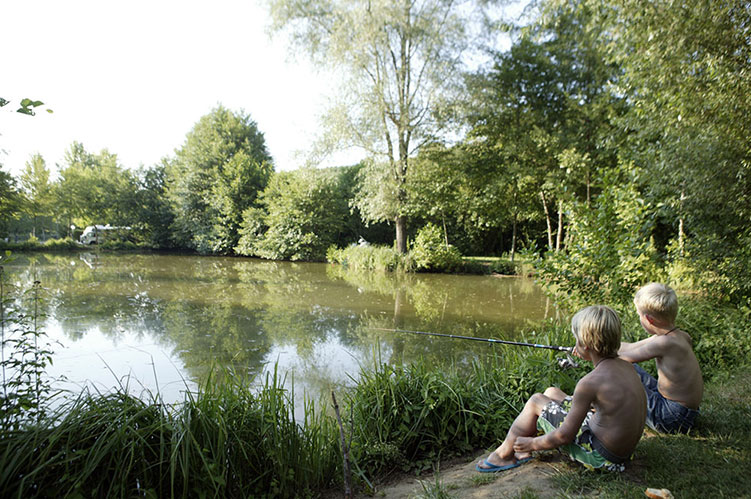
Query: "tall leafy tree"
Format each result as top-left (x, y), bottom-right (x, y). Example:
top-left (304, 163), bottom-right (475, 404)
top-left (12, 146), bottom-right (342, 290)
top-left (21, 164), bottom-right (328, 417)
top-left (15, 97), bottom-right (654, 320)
top-left (54, 142), bottom-right (138, 230)
top-left (132, 162), bottom-right (174, 248)
top-left (584, 0), bottom-right (751, 304)
top-left (0, 165), bottom-right (22, 238)
top-left (464, 1), bottom-right (625, 253)
top-left (267, 0), bottom-right (489, 253)
top-left (166, 106), bottom-right (272, 254)
top-left (19, 154), bottom-right (54, 238)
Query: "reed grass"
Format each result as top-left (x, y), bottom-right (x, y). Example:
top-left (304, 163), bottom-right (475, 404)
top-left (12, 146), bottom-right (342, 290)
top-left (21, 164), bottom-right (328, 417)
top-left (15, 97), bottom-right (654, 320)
top-left (0, 367), bottom-right (340, 498)
top-left (327, 244), bottom-right (413, 272)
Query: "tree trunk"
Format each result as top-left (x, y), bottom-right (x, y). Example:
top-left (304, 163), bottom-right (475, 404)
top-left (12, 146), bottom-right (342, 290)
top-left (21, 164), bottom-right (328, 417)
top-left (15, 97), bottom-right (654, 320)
top-left (395, 215), bottom-right (408, 253)
top-left (540, 191), bottom-right (553, 251)
top-left (678, 190), bottom-right (686, 256)
top-left (555, 200), bottom-right (564, 252)
top-left (441, 212), bottom-right (448, 249)
top-left (510, 211), bottom-right (518, 262)
top-left (586, 168), bottom-right (591, 208)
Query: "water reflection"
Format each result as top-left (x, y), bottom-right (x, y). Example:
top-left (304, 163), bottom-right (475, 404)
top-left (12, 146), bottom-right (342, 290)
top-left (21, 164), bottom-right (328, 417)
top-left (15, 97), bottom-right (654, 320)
top-left (3, 253), bottom-right (561, 409)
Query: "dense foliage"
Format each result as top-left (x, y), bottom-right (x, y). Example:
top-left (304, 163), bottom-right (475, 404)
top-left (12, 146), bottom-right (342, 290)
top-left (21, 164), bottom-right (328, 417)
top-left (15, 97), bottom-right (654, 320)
top-left (166, 106), bottom-right (273, 254)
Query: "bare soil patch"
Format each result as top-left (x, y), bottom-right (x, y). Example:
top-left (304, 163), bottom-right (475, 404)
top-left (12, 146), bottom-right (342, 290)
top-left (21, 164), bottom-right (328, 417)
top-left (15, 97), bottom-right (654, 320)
top-left (355, 452), bottom-right (568, 498)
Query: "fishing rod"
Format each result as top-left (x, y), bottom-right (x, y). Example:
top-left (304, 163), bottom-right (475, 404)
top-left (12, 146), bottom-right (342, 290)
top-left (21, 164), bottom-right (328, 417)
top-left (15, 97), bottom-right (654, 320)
top-left (368, 327), bottom-right (574, 352)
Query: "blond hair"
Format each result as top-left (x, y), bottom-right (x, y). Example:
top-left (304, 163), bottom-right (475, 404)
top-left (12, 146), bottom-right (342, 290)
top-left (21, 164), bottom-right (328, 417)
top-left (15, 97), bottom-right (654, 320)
top-left (571, 305), bottom-right (621, 358)
top-left (633, 283), bottom-right (678, 323)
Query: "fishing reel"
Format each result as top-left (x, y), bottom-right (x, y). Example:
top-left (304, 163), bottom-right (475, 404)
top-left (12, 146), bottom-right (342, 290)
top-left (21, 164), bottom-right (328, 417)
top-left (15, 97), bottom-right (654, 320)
top-left (557, 349), bottom-right (580, 370)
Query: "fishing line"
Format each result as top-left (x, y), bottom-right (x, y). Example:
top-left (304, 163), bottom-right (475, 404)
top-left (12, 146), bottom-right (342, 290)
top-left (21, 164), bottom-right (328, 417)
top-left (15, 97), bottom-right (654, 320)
top-left (369, 327), bottom-right (573, 351)
top-left (368, 327), bottom-right (580, 368)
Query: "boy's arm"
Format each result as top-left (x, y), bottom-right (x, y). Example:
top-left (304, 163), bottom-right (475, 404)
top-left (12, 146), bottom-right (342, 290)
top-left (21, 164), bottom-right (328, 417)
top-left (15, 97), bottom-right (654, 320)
top-left (513, 378), bottom-right (595, 453)
top-left (618, 335), bottom-right (670, 363)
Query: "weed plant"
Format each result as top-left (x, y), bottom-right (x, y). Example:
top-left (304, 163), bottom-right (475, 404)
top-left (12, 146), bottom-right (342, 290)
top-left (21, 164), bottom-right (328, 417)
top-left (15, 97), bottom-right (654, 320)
top-left (0, 268), bottom-right (56, 429)
top-left (0, 368), bottom-right (340, 498)
top-left (327, 244), bottom-right (413, 272)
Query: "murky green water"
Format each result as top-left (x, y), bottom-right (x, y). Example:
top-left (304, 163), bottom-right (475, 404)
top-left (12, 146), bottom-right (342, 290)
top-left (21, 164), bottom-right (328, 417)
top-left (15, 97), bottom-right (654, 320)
top-left (3, 252), bottom-right (561, 408)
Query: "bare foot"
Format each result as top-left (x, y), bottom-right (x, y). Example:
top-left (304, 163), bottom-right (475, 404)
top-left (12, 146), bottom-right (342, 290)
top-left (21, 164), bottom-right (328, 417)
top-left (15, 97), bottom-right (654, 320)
top-left (476, 450), bottom-right (518, 470)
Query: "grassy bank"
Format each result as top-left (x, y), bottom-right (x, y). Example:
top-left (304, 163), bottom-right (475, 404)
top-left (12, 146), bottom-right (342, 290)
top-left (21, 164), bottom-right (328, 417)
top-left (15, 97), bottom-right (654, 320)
top-left (0, 326), bottom-right (580, 498)
top-left (0, 237), bottom-right (147, 252)
top-left (326, 244), bottom-right (533, 276)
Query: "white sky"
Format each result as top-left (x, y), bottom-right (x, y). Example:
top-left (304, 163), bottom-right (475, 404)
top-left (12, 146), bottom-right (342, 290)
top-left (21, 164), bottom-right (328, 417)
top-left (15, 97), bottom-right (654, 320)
top-left (0, 0), bottom-right (356, 178)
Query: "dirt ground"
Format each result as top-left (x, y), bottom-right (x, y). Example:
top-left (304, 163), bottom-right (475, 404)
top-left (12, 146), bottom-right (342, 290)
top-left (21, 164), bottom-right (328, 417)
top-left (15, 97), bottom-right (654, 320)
top-left (355, 452), bottom-right (570, 498)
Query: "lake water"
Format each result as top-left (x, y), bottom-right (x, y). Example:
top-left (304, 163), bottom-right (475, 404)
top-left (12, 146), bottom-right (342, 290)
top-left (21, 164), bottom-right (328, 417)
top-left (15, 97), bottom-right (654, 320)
top-left (2, 252), bottom-right (561, 412)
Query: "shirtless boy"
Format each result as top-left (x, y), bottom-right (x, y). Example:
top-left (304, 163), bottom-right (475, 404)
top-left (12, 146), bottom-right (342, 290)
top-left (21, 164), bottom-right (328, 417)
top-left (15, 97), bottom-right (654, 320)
top-left (477, 305), bottom-right (647, 473)
top-left (619, 283), bottom-right (703, 433)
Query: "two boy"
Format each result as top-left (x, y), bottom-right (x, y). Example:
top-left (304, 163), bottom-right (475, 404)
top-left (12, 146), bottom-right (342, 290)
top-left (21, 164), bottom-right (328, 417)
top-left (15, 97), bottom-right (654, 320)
top-left (477, 283), bottom-right (702, 472)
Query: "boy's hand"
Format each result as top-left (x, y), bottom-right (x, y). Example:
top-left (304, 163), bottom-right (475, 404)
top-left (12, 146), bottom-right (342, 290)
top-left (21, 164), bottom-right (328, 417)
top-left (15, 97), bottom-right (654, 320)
top-left (513, 436), bottom-right (536, 453)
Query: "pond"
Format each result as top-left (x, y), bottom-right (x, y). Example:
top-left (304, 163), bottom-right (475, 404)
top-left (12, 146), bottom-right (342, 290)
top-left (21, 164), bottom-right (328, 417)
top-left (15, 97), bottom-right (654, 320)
top-left (2, 252), bottom-right (562, 413)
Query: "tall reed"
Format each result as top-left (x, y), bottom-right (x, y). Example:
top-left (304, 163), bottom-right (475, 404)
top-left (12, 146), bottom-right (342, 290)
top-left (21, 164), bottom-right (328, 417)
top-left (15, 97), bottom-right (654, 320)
top-left (0, 367), bottom-right (340, 498)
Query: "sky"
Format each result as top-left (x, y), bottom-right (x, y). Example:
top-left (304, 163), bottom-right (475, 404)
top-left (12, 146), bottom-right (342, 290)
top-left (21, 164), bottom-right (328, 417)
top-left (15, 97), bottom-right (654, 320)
top-left (1, 0), bottom-right (357, 178)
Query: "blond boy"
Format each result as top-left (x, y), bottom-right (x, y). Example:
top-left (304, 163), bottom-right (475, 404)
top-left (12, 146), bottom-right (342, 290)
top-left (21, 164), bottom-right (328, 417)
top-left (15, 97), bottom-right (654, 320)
top-left (619, 283), bottom-right (703, 433)
top-left (476, 305), bottom-right (646, 473)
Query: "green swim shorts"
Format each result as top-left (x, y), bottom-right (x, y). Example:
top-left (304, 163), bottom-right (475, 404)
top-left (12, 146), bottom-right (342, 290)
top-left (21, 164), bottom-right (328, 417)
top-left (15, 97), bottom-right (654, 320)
top-left (537, 397), bottom-right (631, 472)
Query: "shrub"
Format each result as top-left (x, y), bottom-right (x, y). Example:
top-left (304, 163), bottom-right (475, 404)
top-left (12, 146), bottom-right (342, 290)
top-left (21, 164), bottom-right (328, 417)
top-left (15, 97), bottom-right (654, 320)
top-left (327, 244), bottom-right (413, 272)
top-left (410, 224), bottom-right (463, 273)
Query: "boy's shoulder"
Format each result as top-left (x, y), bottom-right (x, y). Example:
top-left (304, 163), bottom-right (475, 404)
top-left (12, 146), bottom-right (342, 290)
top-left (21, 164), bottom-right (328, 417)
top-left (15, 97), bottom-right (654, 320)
top-left (579, 358), bottom-right (631, 386)
top-left (663, 329), bottom-right (696, 351)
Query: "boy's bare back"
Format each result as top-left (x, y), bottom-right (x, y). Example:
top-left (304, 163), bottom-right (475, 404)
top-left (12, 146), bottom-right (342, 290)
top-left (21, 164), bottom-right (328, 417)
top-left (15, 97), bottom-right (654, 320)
top-left (619, 328), bottom-right (703, 409)
top-left (653, 329), bottom-right (703, 408)
top-left (580, 357), bottom-right (646, 458)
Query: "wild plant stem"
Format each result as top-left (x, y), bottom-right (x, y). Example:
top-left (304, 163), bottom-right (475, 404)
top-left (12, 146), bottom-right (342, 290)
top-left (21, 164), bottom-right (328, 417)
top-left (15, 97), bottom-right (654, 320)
top-left (332, 391), bottom-right (352, 499)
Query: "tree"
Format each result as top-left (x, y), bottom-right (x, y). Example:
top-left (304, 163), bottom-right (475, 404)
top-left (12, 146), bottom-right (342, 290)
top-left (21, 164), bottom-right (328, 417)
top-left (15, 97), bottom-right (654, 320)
top-left (236, 167), bottom-right (359, 261)
top-left (463, 1), bottom-right (625, 254)
top-left (0, 165), bottom-right (22, 238)
top-left (54, 142), bottom-right (138, 231)
top-left (267, 0), bottom-right (488, 253)
top-left (19, 154), bottom-right (54, 238)
top-left (586, 0), bottom-right (751, 304)
top-left (132, 162), bottom-right (174, 248)
top-left (166, 106), bottom-right (273, 254)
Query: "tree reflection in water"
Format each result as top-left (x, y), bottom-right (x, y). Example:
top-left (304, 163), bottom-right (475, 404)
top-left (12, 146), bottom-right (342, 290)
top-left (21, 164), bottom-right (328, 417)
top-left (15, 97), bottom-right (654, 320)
top-left (3, 253), bottom-right (560, 410)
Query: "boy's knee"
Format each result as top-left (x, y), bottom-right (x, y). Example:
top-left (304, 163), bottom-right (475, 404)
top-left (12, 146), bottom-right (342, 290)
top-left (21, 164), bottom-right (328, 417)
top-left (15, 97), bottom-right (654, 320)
top-left (528, 392), bottom-right (550, 408)
top-left (543, 387), bottom-right (560, 398)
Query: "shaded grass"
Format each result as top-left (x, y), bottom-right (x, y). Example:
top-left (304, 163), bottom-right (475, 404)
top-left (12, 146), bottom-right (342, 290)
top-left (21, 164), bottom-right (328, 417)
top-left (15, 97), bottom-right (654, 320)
top-left (345, 327), bottom-right (582, 481)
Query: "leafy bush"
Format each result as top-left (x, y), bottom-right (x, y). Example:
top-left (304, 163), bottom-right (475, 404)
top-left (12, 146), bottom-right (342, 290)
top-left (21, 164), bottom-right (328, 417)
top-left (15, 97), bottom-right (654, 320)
top-left (236, 168), bottom-right (360, 261)
top-left (490, 260), bottom-right (516, 275)
top-left (327, 244), bottom-right (413, 272)
top-left (410, 224), bottom-right (463, 273)
top-left (535, 169), bottom-right (664, 309)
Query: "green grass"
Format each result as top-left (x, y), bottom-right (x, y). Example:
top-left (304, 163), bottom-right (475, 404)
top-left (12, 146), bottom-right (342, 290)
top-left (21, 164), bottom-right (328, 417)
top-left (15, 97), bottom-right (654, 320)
top-left (0, 368), bottom-right (340, 498)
